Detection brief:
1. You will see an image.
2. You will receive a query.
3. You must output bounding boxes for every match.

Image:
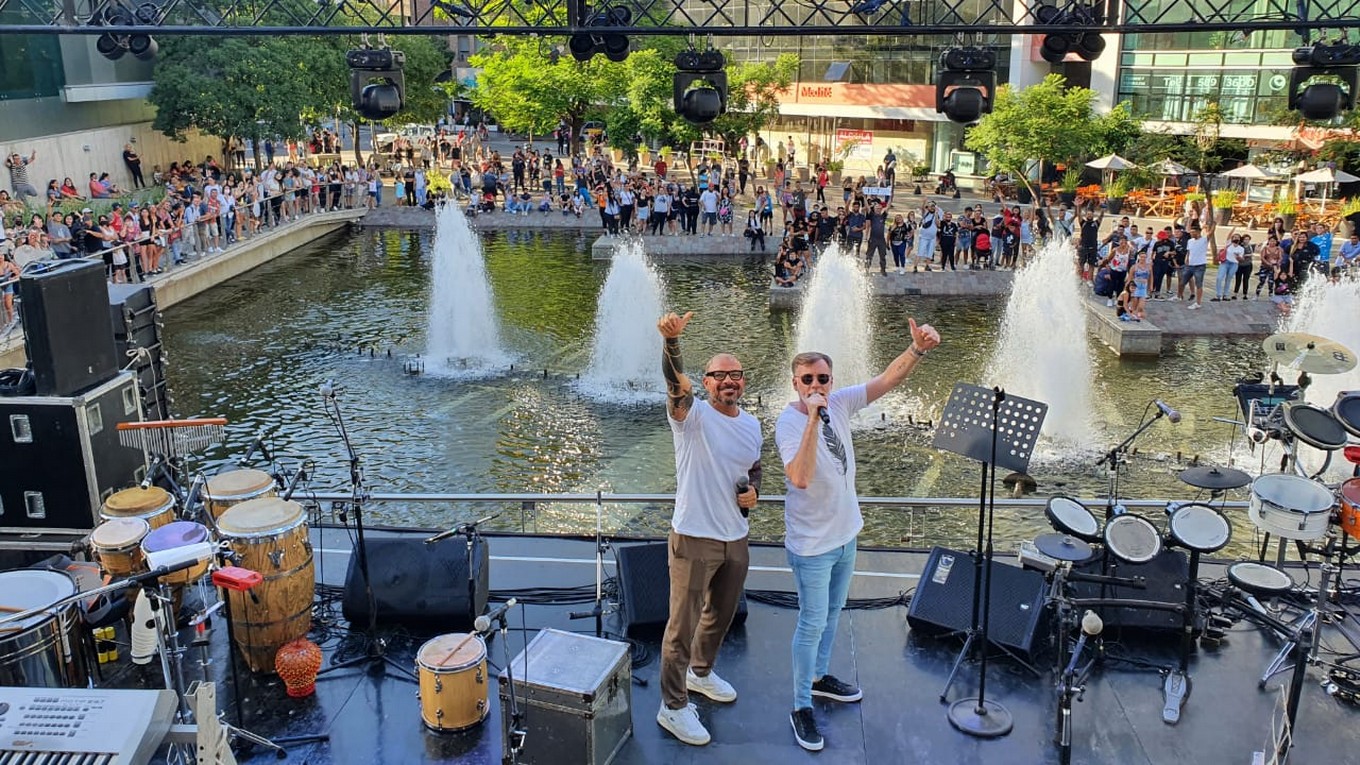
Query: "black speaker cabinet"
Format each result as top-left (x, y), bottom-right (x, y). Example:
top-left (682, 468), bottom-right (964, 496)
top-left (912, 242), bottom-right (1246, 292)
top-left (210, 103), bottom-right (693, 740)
top-left (19, 259), bottom-right (120, 397)
top-left (615, 541), bottom-right (747, 636)
top-left (108, 283), bottom-right (169, 419)
top-left (0, 371), bottom-right (145, 534)
top-left (1072, 549), bottom-right (1189, 631)
top-left (907, 546), bottom-right (1048, 662)
top-left (341, 536), bottom-right (490, 630)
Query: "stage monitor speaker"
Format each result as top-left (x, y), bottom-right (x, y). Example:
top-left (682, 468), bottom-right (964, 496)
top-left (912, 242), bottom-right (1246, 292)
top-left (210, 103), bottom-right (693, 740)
top-left (341, 536), bottom-right (489, 630)
top-left (907, 546), bottom-right (1048, 662)
top-left (1072, 549), bottom-right (1189, 632)
top-left (615, 541), bottom-right (747, 636)
top-left (19, 259), bottom-right (119, 397)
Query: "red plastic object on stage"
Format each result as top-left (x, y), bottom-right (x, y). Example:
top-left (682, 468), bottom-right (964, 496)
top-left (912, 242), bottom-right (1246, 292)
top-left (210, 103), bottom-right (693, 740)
top-left (212, 566), bottom-right (263, 592)
top-left (275, 638), bottom-right (323, 698)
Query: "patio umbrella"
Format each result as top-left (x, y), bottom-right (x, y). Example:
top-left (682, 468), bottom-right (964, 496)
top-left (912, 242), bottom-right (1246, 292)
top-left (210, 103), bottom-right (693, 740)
top-left (1152, 158), bottom-right (1192, 196)
top-left (1086, 154), bottom-right (1138, 187)
top-left (1219, 163), bottom-right (1277, 203)
top-left (1293, 167), bottom-right (1360, 212)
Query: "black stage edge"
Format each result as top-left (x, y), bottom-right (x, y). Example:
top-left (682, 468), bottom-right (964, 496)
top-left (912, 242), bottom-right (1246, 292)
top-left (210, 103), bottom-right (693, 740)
top-left (71, 529), bottom-right (1360, 765)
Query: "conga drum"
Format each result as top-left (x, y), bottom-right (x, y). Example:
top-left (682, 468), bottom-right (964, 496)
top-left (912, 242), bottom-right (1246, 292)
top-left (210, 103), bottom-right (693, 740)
top-left (101, 486), bottom-right (176, 529)
top-left (216, 497), bottom-right (314, 674)
top-left (140, 521), bottom-right (212, 586)
top-left (205, 469), bottom-right (277, 520)
top-left (0, 570), bottom-right (88, 688)
top-left (416, 633), bottom-right (489, 732)
top-left (90, 517), bottom-right (151, 577)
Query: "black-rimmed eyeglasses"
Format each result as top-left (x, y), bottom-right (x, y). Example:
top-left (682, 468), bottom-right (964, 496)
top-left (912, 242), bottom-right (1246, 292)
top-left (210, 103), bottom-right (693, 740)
top-left (799, 374), bottom-right (832, 385)
top-left (704, 370), bottom-right (746, 381)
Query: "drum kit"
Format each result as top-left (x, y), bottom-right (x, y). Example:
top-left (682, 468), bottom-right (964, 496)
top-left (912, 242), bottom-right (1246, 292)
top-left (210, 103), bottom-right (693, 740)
top-left (1033, 331), bottom-right (1360, 764)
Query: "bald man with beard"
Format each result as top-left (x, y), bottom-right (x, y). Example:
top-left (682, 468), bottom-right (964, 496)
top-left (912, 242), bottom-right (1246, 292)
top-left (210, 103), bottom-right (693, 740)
top-left (654, 310), bottom-right (763, 747)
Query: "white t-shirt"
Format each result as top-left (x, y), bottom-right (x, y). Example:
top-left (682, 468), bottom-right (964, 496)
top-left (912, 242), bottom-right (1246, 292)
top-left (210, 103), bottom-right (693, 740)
top-left (1186, 235), bottom-right (1210, 266)
top-left (700, 190), bottom-right (719, 214)
top-left (668, 399), bottom-right (763, 541)
top-left (776, 384), bottom-right (868, 557)
top-left (1225, 243), bottom-right (1243, 264)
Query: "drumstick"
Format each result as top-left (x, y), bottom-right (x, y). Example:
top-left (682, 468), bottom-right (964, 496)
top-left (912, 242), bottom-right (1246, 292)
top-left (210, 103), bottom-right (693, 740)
top-left (433, 633), bottom-right (480, 668)
top-left (0, 605), bottom-right (23, 613)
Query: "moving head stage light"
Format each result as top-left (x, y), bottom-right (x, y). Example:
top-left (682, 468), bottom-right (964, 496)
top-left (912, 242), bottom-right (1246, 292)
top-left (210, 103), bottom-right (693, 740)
top-left (1289, 43), bottom-right (1360, 121)
top-left (348, 48), bottom-right (406, 121)
top-left (674, 48), bottom-right (728, 125)
top-left (936, 46), bottom-right (996, 125)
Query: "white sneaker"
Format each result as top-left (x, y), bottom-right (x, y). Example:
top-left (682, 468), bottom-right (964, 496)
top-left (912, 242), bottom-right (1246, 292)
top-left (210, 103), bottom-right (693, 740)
top-left (1106, 299), bottom-right (1115, 307)
top-left (657, 702), bottom-right (710, 746)
top-left (686, 668), bottom-right (737, 702)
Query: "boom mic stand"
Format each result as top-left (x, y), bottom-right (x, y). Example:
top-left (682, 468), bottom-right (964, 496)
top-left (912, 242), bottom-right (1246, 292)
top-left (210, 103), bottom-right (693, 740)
top-left (316, 382), bottom-right (415, 682)
top-left (932, 383), bottom-right (1047, 739)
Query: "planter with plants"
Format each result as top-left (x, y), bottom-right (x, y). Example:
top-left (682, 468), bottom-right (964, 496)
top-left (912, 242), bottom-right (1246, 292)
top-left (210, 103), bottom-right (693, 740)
top-left (1104, 177), bottom-right (1130, 214)
top-left (1275, 194), bottom-right (1298, 229)
top-left (826, 160), bottom-right (844, 185)
top-left (1058, 169), bottom-right (1081, 205)
top-left (1211, 189), bottom-right (1238, 225)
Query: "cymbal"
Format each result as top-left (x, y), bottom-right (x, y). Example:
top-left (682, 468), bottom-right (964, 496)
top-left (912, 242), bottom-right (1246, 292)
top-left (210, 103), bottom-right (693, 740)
top-left (1178, 466), bottom-right (1252, 490)
top-left (1262, 333), bottom-right (1358, 375)
top-left (1034, 533), bottom-right (1095, 563)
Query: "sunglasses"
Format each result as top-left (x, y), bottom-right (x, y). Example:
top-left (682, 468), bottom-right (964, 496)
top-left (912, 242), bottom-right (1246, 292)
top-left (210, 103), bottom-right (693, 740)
top-left (704, 370), bottom-right (746, 381)
top-left (798, 373), bottom-right (832, 385)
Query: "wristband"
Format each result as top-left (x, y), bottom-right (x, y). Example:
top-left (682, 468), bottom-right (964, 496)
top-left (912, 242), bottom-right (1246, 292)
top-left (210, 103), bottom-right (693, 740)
top-left (909, 345), bottom-right (928, 359)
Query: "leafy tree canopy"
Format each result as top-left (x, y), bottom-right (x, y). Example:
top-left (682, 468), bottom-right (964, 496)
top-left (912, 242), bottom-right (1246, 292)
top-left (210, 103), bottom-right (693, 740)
top-left (964, 74), bottom-right (1107, 175)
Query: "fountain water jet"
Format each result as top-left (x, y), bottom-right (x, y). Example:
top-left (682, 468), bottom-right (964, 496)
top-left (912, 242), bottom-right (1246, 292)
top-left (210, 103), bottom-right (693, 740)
top-left (793, 244), bottom-right (874, 388)
top-left (986, 237), bottom-right (1096, 444)
top-left (426, 203), bottom-right (512, 375)
top-left (576, 242), bottom-right (666, 404)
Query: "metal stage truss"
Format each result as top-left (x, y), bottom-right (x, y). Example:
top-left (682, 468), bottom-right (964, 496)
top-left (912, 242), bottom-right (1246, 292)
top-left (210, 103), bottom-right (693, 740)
top-left (0, 0), bottom-right (1359, 37)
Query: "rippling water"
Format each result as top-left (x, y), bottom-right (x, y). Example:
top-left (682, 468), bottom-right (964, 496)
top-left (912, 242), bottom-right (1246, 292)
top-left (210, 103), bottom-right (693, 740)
top-left (163, 228), bottom-right (1282, 553)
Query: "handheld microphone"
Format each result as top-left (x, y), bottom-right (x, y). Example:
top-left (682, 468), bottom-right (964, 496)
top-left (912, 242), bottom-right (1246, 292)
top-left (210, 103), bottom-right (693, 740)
top-left (1154, 399), bottom-right (1182, 424)
top-left (736, 477), bottom-right (750, 519)
top-left (474, 598), bottom-right (518, 633)
top-left (817, 407), bottom-right (830, 425)
top-left (1064, 610), bottom-right (1104, 678)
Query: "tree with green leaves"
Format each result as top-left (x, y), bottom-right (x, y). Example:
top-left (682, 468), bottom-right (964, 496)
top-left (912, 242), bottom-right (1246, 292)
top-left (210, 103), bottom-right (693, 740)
top-left (150, 33), bottom-right (452, 166)
top-left (467, 37), bottom-right (627, 149)
top-left (965, 74), bottom-right (1138, 191)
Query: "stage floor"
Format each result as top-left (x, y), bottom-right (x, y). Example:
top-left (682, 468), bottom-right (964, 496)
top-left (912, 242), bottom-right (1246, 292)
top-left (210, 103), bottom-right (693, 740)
top-left (99, 527), bottom-right (1360, 764)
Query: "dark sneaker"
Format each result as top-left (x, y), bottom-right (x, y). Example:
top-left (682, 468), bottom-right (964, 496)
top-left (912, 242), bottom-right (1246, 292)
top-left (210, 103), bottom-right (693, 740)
top-left (811, 675), bottom-right (863, 702)
top-left (790, 707), bottom-right (823, 751)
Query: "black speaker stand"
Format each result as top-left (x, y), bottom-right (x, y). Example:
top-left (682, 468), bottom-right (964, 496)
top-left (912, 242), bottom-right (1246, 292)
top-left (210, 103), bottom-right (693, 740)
top-left (316, 386), bottom-right (415, 683)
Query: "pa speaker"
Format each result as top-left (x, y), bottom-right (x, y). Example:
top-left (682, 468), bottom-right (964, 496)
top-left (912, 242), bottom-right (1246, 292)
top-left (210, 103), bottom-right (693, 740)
top-left (907, 546), bottom-right (1048, 662)
top-left (342, 536), bottom-right (489, 629)
top-left (615, 542), bottom-right (747, 636)
top-left (1072, 549), bottom-right (1189, 631)
top-left (19, 259), bottom-right (120, 396)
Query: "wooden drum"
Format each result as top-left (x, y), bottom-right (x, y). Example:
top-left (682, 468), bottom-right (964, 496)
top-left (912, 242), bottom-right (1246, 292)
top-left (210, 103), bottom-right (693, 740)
top-left (140, 521), bottom-right (212, 586)
top-left (216, 497), bottom-right (314, 674)
top-left (90, 517), bottom-right (150, 577)
top-left (206, 469), bottom-right (277, 520)
top-left (416, 633), bottom-right (489, 732)
top-left (101, 486), bottom-right (175, 529)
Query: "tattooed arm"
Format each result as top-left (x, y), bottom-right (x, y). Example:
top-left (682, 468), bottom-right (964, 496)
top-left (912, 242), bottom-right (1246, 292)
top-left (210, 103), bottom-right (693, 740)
top-left (657, 311), bottom-right (695, 421)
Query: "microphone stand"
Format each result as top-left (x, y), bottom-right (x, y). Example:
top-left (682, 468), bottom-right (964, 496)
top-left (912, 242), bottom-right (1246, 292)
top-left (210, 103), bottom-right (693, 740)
top-left (316, 386), bottom-right (414, 682)
top-left (568, 491), bottom-right (611, 637)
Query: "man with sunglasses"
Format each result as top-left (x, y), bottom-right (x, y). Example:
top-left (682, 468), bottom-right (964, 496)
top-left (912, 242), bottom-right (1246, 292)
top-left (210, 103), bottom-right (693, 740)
top-left (777, 317), bottom-right (941, 751)
top-left (654, 310), bottom-right (763, 747)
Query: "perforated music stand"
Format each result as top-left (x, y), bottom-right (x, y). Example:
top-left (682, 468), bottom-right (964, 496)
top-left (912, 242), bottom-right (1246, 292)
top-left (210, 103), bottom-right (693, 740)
top-left (931, 383), bottom-right (1046, 738)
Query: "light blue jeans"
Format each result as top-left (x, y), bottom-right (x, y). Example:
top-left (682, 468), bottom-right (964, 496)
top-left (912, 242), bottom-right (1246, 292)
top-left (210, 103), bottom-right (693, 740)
top-left (788, 538), bottom-right (857, 709)
top-left (1215, 260), bottom-right (1238, 298)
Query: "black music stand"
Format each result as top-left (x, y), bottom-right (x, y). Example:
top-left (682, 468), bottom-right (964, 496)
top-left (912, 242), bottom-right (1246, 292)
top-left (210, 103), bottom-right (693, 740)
top-left (931, 383), bottom-right (1046, 738)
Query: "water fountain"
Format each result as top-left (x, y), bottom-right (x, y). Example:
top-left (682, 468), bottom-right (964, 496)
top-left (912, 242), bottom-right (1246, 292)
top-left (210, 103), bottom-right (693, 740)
top-left (793, 243), bottom-right (874, 387)
top-left (426, 203), bottom-right (512, 375)
top-left (576, 241), bottom-right (666, 404)
top-left (1284, 275), bottom-right (1360, 407)
top-left (985, 237), bottom-right (1096, 444)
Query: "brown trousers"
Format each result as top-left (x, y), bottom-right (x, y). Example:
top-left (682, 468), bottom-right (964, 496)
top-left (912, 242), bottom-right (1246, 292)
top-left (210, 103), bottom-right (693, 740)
top-left (660, 530), bottom-right (750, 709)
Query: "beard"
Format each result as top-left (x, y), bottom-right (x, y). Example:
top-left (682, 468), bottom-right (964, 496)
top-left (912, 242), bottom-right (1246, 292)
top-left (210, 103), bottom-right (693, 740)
top-left (712, 384), bottom-right (743, 406)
